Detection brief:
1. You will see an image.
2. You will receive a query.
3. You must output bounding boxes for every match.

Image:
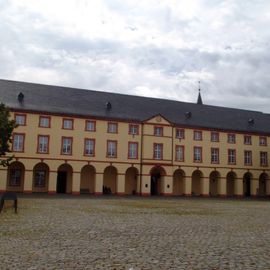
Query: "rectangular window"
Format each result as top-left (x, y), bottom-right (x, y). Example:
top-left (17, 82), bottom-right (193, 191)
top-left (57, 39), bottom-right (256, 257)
top-left (61, 137), bottom-right (72, 155)
top-left (107, 140), bottom-right (117, 157)
top-left (39, 116), bottom-right (50, 128)
top-left (260, 152), bottom-right (268, 166)
top-left (175, 145), bottom-right (184, 161)
top-left (228, 134), bottom-right (236, 143)
top-left (108, 122), bottom-right (118, 133)
top-left (244, 150), bottom-right (252, 166)
top-left (154, 126), bottom-right (163, 136)
top-left (63, 119), bottom-right (73, 130)
top-left (37, 135), bottom-right (49, 154)
top-left (244, 135), bottom-right (252, 145)
top-left (85, 120), bottom-right (96, 131)
top-left (194, 147), bottom-right (202, 162)
top-left (128, 142), bottom-right (138, 159)
top-left (211, 132), bottom-right (219, 142)
top-left (194, 131), bottom-right (202, 141)
top-left (154, 143), bottom-right (163, 160)
top-left (12, 133), bottom-right (24, 152)
top-left (211, 148), bottom-right (219, 164)
top-left (15, 114), bottom-right (26, 126)
top-left (9, 169), bottom-right (21, 186)
top-left (34, 170), bottom-right (46, 187)
top-left (129, 124), bottom-right (139, 135)
top-left (176, 128), bottom-right (185, 139)
top-left (84, 139), bottom-right (95, 156)
top-left (228, 149), bottom-right (236, 164)
top-left (259, 136), bottom-right (267, 146)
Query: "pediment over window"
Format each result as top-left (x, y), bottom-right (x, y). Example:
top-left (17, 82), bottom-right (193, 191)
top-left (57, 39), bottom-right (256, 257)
top-left (143, 114), bottom-right (171, 125)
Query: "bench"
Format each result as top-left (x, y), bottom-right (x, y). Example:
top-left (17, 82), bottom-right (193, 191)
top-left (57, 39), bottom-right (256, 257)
top-left (0, 192), bottom-right (18, 213)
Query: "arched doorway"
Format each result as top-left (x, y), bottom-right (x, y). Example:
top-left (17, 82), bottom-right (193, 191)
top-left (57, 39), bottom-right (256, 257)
top-left (80, 165), bottom-right (95, 194)
top-left (191, 170), bottom-right (203, 196)
top-left (209, 171), bottom-right (220, 196)
top-left (150, 166), bottom-right (166, 196)
top-left (243, 172), bottom-right (252, 197)
top-left (103, 166), bottom-right (117, 194)
top-left (125, 167), bottom-right (138, 195)
top-left (258, 173), bottom-right (268, 197)
top-left (173, 169), bottom-right (185, 196)
top-left (57, 164), bottom-right (73, 194)
top-left (226, 172), bottom-right (236, 197)
top-left (7, 161), bottom-right (25, 192)
top-left (32, 162), bottom-right (49, 193)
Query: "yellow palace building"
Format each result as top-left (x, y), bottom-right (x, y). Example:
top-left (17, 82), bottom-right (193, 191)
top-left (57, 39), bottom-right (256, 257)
top-left (0, 79), bottom-right (269, 197)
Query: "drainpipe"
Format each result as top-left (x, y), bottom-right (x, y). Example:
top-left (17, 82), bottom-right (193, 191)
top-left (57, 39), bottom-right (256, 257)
top-left (139, 123), bottom-right (144, 196)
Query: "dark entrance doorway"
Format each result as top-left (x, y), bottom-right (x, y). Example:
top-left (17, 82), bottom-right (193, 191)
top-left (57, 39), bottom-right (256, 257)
top-left (151, 173), bottom-right (160, 195)
top-left (57, 171), bottom-right (67, 193)
top-left (243, 173), bottom-right (251, 197)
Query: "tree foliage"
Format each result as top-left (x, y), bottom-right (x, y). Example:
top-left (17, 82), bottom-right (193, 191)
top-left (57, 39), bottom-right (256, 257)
top-left (0, 103), bottom-right (17, 167)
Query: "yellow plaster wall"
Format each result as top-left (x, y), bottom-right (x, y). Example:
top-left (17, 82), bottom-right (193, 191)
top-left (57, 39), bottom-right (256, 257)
top-left (0, 111), bottom-right (268, 197)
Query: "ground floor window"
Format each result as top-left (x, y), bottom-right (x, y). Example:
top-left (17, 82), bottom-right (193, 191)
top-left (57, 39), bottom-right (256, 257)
top-left (9, 169), bottom-right (21, 186)
top-left (34, 170), bottom-right (46, 187)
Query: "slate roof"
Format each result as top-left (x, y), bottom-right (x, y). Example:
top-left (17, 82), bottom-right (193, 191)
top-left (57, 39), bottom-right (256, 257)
top-left (0, 79), bottom-right (270, 134)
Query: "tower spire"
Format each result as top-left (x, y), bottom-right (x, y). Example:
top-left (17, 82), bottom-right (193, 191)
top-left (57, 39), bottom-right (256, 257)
top-left (197, 81), bottom-right (203, 105)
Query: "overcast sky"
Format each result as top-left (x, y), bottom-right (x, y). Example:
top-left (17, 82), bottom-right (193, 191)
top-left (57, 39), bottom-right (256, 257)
top-left (1, 0), bottom-right (270, 112)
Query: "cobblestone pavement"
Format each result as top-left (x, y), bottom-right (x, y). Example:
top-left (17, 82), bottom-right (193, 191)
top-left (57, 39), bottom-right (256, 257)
top-left (0, 196), bottom-right (270, 270)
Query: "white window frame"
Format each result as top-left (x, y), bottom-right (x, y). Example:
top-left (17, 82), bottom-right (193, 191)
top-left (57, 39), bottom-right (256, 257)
top-left (62, 137), bottom-right (72, 155)
top-left (84, 139), bottom-right (94, 156)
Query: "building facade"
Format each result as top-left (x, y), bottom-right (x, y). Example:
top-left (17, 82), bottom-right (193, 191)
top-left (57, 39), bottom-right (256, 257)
top-left (0, 79), bottom-right (269, 197)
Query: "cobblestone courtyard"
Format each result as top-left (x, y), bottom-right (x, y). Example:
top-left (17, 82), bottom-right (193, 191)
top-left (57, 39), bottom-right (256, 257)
top-left (0, 196), bottom-right (270, 269)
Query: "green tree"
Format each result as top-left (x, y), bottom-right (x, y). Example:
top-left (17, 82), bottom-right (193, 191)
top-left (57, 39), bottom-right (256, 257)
top-left (0, 103), bottom-right (17, 167)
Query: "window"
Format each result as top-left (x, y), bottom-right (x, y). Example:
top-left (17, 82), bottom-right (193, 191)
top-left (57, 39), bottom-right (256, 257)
top-left (107, 140), bottom-right (117, 157)
top-left (211, 148), bottom-right (219, 164)
top-left (194, 131), bottom-right (202, 141)
top-left (15, 114), bottom-right (26, 126)
top-left (108, 122), bottom-right (118, 133)
top-left (259, 137), bottom-right (267, 146)
top-left (244, 150), bottom-right (252, 166)
top-left (153, 143), bottom-right (163, 160)
top-left (128, 142), bottom-right (138, 159)
top-left (154, 126), bottom-right (163, 136)
top-left (85, 120), bottom-right (96, 131)
top-left (211, 132), bottom-right (219, 142)
top-left (9, 169), bottom-right (21, 186)
top-left (260, 152), bottom-right (268, 166)
top-left (12, 133), bottom-right (24, 152)
top-left (34, 170), bottom-right (46, 187)
top-left (39, 116), bottom-right (50, 128)
top-left (84, 139), bottom-right (95, 156)
top-left (61, 137), bottom-right (72, 155)
top-left (176, 128), bottom-right (185, 139)
top-left (228, 149), bottom-right (236, 164)
top-left (194, 147), bottom-right (202, 162)
top-left (228, 134), bottom-right (236, 143)
top-left (63, 119), bottom-right (73, 130)
top-left (129, 124), bottom-right (139, 135)
top-left (244, 135), bottom-right (252, 145)
top-left (37, 135), bottom-right (49, 154)
top-left (175, 145), bottom-right (184, 161)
